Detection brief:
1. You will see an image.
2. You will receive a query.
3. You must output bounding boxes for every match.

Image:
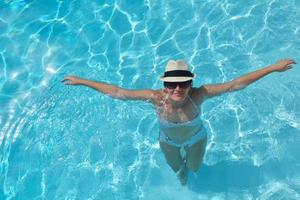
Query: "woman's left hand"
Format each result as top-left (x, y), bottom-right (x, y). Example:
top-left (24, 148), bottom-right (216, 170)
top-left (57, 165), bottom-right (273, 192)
top-left (272, 59), bottom-right (296, 72)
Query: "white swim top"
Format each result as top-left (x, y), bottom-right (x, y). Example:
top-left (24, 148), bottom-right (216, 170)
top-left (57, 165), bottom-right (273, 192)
top-left (157, 94), bottom-right (203, 129)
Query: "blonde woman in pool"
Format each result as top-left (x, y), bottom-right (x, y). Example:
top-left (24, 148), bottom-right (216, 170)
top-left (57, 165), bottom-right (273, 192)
top-left (63, 59), bottom-right (296, 185)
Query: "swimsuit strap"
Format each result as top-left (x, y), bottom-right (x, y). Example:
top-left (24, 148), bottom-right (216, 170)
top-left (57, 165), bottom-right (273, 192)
top-left (157, 92), bottom-right (199, 119)
top-left (187, 95), bottom-right (199, 112)
top-left (159, 93), bottom-right (169, 115)
top-left (162, 92), bottom-right (169, 105)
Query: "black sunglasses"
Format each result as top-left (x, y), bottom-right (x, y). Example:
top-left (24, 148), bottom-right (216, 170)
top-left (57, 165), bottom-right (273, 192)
top-left (164, 80), bottom-right (192, 89)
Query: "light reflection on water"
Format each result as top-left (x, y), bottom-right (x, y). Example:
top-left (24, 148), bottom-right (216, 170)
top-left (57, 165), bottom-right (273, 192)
top-left (0, 0), bottom-right (300, 199)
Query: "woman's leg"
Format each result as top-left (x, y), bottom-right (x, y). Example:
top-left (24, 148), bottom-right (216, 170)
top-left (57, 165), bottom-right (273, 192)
top-left (184, 136), bottom-right (207, 172)
top-left (159, 141), bottom-right (184, 172)
top-left (159, 141), bottom-right (188, 185)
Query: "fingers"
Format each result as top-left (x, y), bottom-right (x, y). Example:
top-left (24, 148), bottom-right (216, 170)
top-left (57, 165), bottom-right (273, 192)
top-left (61, 76), bottom-right (74, 84)
top-left (62, 75), bottom-right (77, 81)
top-left (62, 80), bottom-right (72, 85)
top-left (290, 59), bottom-right (296, 64)
top-left (285, 58), bottom-right (296, 64)
top-left (61, 79), bottom-right (70, 85)
top-left (62, 76), bottom-right (70, 81)
top-left (63, 76), bottom-right (74, 80)
top-left (278, 59), bottom-right (296, 68)
top-left (287, 65), bottom-right (293, 69)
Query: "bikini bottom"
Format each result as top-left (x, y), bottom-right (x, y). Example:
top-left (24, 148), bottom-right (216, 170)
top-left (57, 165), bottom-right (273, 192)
top-left (158, 128), bottom-right (207, 148)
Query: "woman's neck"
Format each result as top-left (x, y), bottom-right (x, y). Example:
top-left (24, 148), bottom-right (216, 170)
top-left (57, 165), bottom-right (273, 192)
top-left (169, 96), bottom-right (188, 108)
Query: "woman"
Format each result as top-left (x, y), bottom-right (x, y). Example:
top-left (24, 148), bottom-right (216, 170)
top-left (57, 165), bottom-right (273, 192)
top-left (62, 59), bottom-right (296, 185)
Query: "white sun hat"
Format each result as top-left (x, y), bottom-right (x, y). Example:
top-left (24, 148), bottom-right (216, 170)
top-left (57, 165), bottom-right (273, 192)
top-left (160, 60), bottom-right (196, 82)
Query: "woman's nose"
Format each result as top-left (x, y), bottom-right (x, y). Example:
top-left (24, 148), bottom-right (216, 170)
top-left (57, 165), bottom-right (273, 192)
top-left (174, 84), bottom-right (181, 90)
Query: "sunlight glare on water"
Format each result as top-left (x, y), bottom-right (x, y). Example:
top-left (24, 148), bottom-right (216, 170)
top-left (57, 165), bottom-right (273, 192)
top-left (0, 0), bottom-right (300, 199)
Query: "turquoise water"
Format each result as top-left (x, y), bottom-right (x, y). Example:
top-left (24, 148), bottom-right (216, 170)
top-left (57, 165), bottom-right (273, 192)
top-left (1, 0), bottom-right (300, 199)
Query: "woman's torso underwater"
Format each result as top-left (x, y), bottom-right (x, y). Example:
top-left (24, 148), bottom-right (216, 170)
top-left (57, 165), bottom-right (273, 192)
top-left (155, 88), bottom-right (205, 144)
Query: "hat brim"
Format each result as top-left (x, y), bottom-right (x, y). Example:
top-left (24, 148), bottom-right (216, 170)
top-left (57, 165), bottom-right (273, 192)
top-left (159, 74), bottom-right (196, 82)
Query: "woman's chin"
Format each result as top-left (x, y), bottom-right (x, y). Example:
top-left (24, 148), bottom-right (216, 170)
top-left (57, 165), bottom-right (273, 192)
top-left (171, 94), bottom-right (185, 101)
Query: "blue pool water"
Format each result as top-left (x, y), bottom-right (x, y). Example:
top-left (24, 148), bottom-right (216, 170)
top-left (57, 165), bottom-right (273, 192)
top-left (1, 0), bottom-right (300, 199)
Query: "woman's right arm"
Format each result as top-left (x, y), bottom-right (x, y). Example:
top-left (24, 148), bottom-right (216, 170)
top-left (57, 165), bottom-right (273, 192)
top-left (62, 76), bottom-right (159, 103)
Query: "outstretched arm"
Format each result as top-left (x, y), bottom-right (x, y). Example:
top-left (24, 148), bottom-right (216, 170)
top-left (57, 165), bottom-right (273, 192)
top-left (62, 76), bottom-right (158, 103)
top-left (198, 59), bottom-right (296, 99)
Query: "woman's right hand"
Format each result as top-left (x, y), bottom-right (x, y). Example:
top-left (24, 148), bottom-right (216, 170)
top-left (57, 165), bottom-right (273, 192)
top-left (62, 76), bottom-right (83, 85)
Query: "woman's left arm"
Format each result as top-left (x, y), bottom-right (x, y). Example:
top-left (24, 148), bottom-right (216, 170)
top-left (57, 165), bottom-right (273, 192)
top-left (198, 58), bottom-right (296, 99)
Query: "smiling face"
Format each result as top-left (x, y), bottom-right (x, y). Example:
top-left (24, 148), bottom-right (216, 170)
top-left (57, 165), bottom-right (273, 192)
top-left (164, 81), bottom-right (192, 102)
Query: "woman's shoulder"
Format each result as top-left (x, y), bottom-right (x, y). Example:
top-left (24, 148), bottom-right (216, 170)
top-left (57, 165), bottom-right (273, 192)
top-left (190, 87), bottom-right (206, 105)
top-left (150, 89), bottom-right (165, 105)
